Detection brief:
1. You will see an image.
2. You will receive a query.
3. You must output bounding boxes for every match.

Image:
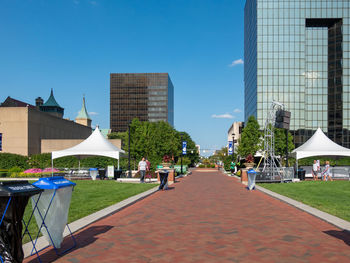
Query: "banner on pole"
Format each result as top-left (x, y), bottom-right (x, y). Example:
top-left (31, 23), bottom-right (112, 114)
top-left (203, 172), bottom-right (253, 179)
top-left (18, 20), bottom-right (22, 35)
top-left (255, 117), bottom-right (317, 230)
top-left (182, 141), bottom-right (187, 155)
top-left (228, 141), bottom-right (233, 155)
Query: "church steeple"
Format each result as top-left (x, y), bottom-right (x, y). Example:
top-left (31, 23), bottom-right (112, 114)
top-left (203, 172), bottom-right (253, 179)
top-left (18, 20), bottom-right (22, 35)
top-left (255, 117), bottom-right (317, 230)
top-left (75, 96), bottom-right (92, 127)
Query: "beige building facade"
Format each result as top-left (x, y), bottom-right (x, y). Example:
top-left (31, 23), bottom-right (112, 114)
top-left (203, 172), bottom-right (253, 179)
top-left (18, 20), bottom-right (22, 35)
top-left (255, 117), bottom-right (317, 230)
top-left (0, 107), bottom-right (92, 156)
top-left (227, 122), bottom-right (244, 154)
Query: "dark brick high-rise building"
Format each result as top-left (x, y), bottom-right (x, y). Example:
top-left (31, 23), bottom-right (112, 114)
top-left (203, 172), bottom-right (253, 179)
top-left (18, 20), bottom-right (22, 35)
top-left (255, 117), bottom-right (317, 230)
top-left (110, 73), bottom-right (174, 132)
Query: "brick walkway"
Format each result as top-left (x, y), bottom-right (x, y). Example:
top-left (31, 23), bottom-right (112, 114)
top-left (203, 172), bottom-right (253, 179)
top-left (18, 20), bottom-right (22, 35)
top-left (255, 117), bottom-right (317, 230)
top-left (24, 169), bottom-right (350, 263)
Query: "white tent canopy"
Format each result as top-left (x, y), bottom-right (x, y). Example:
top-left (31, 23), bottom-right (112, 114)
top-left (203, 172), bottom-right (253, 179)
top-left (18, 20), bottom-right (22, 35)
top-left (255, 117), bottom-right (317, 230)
top-left (52, 128), bottom-right (125, 166)
top-left (291, 128), bottom-right (350, 160)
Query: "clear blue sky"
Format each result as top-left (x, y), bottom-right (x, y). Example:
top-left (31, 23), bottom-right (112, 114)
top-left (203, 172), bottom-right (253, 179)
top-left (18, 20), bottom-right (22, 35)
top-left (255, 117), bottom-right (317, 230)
top-left (0, 0), bottom-right (245, 156)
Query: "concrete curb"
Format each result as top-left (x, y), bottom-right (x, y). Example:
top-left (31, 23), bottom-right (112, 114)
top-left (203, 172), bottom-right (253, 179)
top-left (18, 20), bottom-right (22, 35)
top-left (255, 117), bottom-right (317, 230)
top-left (23, 185), bottom-right (159, 258)
top-left (255, 185), bottom-right (350, 232)
top-left (116, 178), bottom-right (158, 183)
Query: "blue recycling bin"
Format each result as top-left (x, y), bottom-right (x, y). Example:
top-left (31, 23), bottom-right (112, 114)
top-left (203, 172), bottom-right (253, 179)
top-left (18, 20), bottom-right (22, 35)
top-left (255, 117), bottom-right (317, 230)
top-left (89, 168), bottom-right (98, 180)
top-left (0, 181), bottom-right (43, 263)
top-left (247, 169), bottom-right (257, 190)
top-left (31, 176), bottom-right (77, 257)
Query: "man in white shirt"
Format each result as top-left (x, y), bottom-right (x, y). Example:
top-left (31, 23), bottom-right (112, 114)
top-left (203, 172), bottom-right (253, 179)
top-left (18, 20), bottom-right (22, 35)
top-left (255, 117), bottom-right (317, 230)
top-left (138, 157), bottom-right (147, 183)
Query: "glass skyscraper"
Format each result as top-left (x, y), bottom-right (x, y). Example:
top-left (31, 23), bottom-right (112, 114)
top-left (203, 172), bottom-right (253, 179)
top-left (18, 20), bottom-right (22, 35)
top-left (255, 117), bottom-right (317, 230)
top-left (110, 73), bottom-right (174, 132)
top-left (244, 0), bottom-right (350, 147)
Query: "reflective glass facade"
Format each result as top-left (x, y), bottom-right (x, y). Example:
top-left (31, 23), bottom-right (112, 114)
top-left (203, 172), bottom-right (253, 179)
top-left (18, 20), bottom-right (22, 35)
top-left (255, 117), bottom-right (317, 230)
top-left (244, 0), bottom-right (350, 147)
top-left (110, 73), bottom-right (174, 132)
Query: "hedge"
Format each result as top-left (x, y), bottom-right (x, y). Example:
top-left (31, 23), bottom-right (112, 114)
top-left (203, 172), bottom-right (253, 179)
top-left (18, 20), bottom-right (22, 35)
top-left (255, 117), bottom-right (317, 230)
top-left (0, 153), bottom-right (29, 170)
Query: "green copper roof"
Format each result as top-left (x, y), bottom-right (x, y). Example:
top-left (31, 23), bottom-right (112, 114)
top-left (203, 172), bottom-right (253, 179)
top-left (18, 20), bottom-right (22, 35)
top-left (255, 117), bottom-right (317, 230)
top-left (42, 89), bottom-right (63, 108)
top-left (76, 97), bottom-right (91, 120)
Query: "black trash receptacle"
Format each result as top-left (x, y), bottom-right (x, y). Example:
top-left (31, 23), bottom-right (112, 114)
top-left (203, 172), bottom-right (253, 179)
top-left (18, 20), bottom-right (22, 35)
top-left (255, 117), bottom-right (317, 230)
top-left (98, 168), bottom-right (106, 180)
top-left (158, 170), bottom-right (169, 190)
top-left (0, 181), bottom-right (43, 263)
top-left (297, 169), bottom-right (306, 180)
top-left (114, 169), bottom-right (122, 180)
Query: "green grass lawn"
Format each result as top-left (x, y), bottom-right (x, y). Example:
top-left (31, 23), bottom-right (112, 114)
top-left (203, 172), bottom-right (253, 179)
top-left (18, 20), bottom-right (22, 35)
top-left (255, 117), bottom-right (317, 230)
top-left (259, 180), bottom-right (350, 222)
top-left (22, 180), bottom-right (156, 244)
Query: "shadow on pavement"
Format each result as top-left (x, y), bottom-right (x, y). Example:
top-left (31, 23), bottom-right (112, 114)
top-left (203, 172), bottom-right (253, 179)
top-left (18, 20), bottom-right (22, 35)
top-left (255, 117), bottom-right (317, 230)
top-left (25, 225), bottom-right (113, 263)
top-left (324, 230), bottom-right (350, 246)
top-left (164, 186), bottom-right (175, 191)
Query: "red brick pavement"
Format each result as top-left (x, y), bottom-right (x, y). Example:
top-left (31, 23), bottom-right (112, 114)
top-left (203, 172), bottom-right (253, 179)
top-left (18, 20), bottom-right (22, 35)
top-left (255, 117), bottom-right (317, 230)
top-left (24, 170), bottom-right (350, 263)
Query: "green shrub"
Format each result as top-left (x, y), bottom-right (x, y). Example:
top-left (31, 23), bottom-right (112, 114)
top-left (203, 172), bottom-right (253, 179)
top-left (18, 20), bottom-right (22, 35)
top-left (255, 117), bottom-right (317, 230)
top-left (298, 156), bottom-right (350, 166)
top-left (29, 153), bottom-right (51, 168)
top-left (80, 156), bottom-right (120, 168)
top-left (0, 153), bottom-right (29, 170)
top-left (41, 153), bottom-right (121, 169)
top-left (175, 157), bottom-right (191, 166)
top-left (10, 172), bottom-right (34, 178)
top-left (199, 164), bottom-right (205, 168)
top-left (8, 166), bottom-right (23, 173)
top-left (10, 171), bottom-right (65, 178)
top-left (0, 169), bottom-right (9, 177)
top-left (132, 171), bottom-right (157, 178)
top-left (224, 156), bottom-right (233, 171)
top-left (236, 170), bottom-right (241, 177)
top-left (8, 166), bottom-right (23, 178)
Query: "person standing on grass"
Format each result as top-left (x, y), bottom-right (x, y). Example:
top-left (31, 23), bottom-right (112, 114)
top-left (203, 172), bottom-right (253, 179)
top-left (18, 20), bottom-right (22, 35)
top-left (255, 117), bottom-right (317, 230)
top-left (138, 157), bottom-right (147, 183)
top-left (312, 160), bottom-right (319, 181)
top-left (322, 161), bottom-right (333, 181)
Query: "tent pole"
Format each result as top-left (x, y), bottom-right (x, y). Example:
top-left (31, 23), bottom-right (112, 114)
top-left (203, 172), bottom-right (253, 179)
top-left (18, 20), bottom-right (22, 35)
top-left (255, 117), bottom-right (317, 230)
top-left (118, 159), bottom-right (120, 170)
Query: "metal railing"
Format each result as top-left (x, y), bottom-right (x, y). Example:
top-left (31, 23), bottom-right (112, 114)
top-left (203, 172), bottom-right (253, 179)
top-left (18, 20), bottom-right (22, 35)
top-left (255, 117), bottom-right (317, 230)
top-left (330, 167), bottom-right (350, 180)
top-left (300, 166), bottom-right (350, 180)
top-left (255, 167), bottom-right (295, 182)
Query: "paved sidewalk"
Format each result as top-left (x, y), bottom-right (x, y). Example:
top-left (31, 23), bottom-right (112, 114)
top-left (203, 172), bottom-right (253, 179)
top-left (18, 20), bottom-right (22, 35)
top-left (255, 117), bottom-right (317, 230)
top-left (24, 170), bottom-right (350, 262)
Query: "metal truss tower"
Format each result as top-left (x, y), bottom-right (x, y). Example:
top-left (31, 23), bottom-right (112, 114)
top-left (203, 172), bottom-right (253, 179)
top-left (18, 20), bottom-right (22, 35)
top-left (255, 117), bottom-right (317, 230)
top-left (262, 101), bottom-right (284, 177)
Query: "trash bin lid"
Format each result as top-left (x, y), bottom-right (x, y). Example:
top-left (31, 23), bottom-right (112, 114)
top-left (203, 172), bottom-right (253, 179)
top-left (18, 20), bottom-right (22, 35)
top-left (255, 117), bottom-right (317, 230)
top-left (33, 176), bottom-right (76, 190)
top-left (89, 168), bottom-right (98, 171)
top-left (247, 169), bottom-right (256, 174)
top-left (0, 181), bottom-right (43, 197)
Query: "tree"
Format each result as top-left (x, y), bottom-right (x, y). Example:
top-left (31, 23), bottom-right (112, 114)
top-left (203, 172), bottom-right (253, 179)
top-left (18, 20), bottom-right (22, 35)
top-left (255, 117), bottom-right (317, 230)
top-left (176, 131), bottom-right (200, 166)
top-left (237, 115), bottom-right (262, 159)
top-left (208, 147), bottom-right (237, 171)
top-left (274, 128), bottom-right (295, 157)
top-left (118, 118), bottom-right (199, 170)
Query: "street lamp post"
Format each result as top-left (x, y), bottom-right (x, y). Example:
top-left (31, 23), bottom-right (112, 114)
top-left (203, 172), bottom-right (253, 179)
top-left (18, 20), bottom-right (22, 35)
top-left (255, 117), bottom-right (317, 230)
top-left (231, 133), bottom-right (235, 161)
top-left (180, 133), bottom-right (183, 175)
top-left (128, 123), bottom-right (131, 178)
top-left (285, 128), bottom-right (289, 167)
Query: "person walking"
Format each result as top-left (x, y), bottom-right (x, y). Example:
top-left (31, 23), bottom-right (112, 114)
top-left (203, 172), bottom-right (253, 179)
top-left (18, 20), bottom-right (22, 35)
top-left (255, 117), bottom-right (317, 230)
top-left (145, 158), bottom-right (151, 182)
top-left (312, 160), bottom-right (319, 181)
top-left (322, 161), bottom-right (333, 181)
top-left (230, 161), bottom-right (236, 175)
top-left (138, 157), bottom-right (147, 183)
